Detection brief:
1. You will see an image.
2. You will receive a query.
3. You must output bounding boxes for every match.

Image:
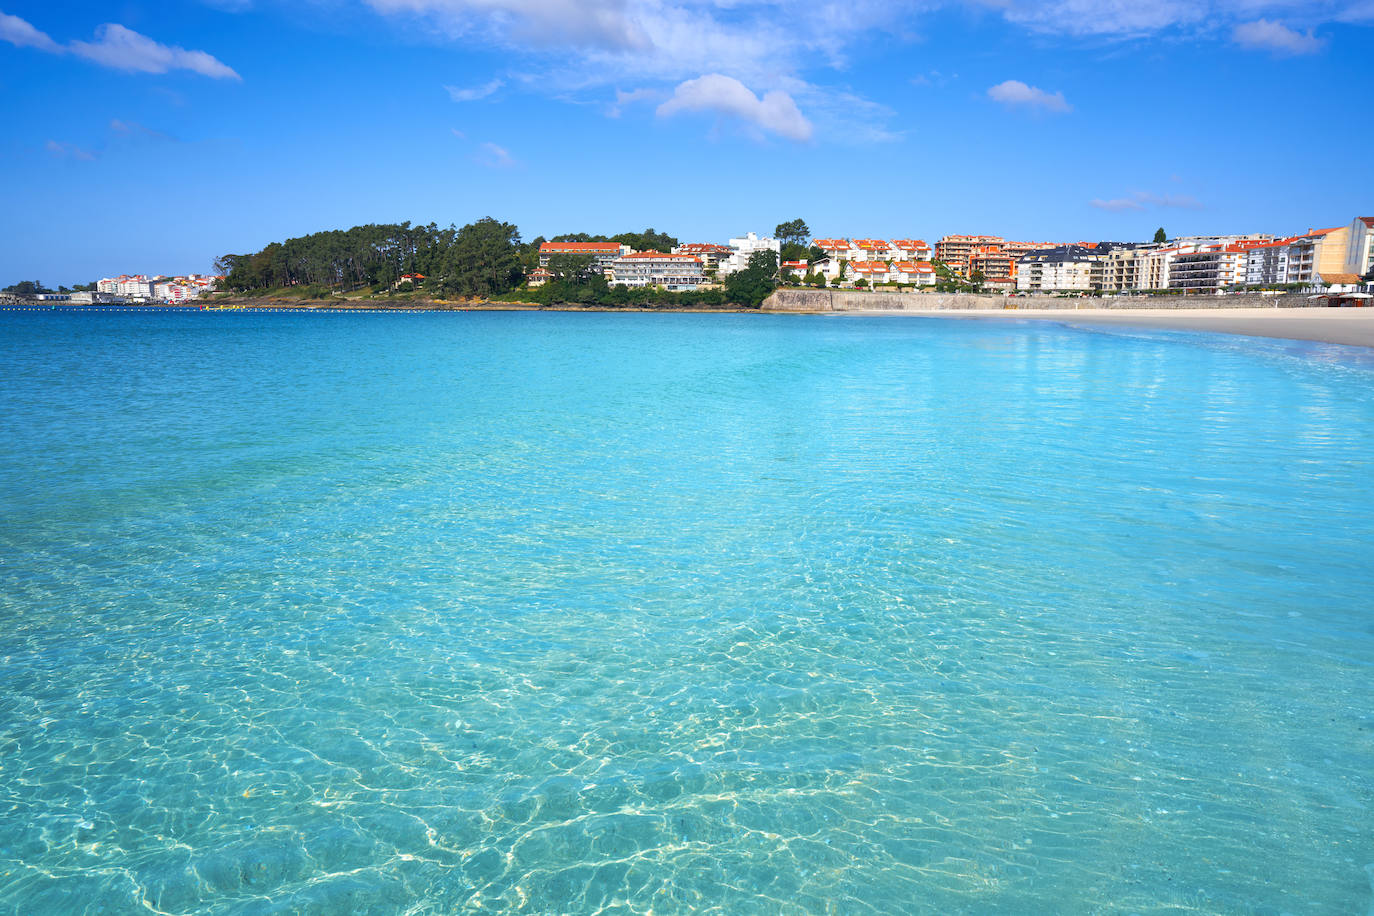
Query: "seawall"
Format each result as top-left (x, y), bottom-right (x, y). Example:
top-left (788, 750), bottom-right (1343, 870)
top-left (762, 289), bottom-right (1314, 312)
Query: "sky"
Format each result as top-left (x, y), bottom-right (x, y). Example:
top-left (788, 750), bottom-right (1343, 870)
top-left (1, 0), bottom-right (1371, 286)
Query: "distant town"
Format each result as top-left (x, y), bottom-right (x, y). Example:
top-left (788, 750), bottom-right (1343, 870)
top-left (6, 216), bottom-right (1373, 306)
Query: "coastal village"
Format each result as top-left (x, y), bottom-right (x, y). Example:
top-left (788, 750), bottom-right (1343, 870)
top-left (11, 216), bottom-right (1374, 305)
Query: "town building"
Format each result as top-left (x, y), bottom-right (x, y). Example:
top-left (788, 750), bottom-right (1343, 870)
top-left (1015, 245), bottom-right (1108, 292)
top-left (813, 239), bottom-right (854, 263)
top-left (848, 261), bottom-right (893, 285)
top-left (607, 252), bottom-right (707, 290)
top-left (935, 235), bottom-right (1003, 277)
top-left (538, 242), bottom-right (631, 271)
top-left (781, 259), bottom-right (810, 280)
top-left (968, 247), bottom-right (1016, 283)
top-left (890, 239), bottom-right (932, 261)
top-left (1170, 244), bottom-right (1257, 293)
top-left (1343, 217), bottom-right (1374, 278)
top-left (852, 239), bottom-right (893, 261)
top-left (720, 232), bottom-right (781, 276)
top-left (891, 261), bottom-right (936, 286)
top-left (673, 243), bottom-right (732, 274)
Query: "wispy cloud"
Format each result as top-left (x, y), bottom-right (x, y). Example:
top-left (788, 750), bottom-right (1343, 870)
top-left (474, 141), bottom-right (515, 168)
top-left (969, 0), bottom-right (1369, 40)
top-left (365, 0), bottom-right (650, 51)
top-left (70, 24), bottom-right (240, 79)
top-left (657, 73), bottom-right (812, 141)
top-left (1, 11), bottom-right (60, 51)
top-left (607, 87), bottom-right (662, 118)
top-left (0, 14), bottom-right (240, 80)
top-left (45, 139), bottom-right (97, 161)
top-left (444, 78), bottom-right (503, 101)
top-left (987, 79), bottom-right (1070, 114)
top-left (110, 118), bottom-right (178, 142)
top-left (1232, 18), bottom-right (1324, 53)
top-left (1091, 191), bottom-right (1203, 211)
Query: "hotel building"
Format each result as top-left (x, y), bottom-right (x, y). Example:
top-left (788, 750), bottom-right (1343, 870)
top-left (607, 252), bottom-right (707, 290)
top-left (538, 242), bottom-right (631, 271)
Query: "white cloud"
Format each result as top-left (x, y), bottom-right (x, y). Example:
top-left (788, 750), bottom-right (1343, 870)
top-left (2, 15), bottom-right (240, 80)
top-left (1, 11), bottom-right (59, 51)
top-left (45, 140), bottom-right (96, 161)
top-left (974, 0), bottom-right (1205, 37)
top-left (475, 141), bottom-right (515, 167)
top-left (365, 0), bottom-right (650, 51)
top-left (987, 79), bottom-right (1071, 113)
top-left (1090, 197), bottom-right (1146, 212)
top-left (445, 78), bottom-right (503, 101)
top-left (1232, 18), bottom-right (1324, 52)
top-left (1091, 191), bottom-right (1203, 211)
top-left (69, 24), bottom-right (240, 79)
top-left (656, 73), bottom-right (812, 141)
top-left (971, 0), bottom-right (1369, 39)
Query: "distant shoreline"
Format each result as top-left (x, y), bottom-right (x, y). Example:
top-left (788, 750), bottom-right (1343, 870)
top-left (12, 298), bottom-right (1373, 349)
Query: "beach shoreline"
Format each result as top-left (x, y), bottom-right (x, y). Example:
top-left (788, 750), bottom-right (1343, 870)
top-left (831, 307), bottom-right (1374, 349)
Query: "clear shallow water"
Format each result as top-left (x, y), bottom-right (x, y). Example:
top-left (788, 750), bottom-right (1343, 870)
top-left (1, 311), bottom-right (1372, 915)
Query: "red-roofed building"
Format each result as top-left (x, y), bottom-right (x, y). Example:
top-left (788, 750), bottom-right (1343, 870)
top-left (892, 261), bottom-right (936, 286)
top-left (849, 260), bottom-right (893, 284)
top-left (673, 243), bottom-right (732, 273)
top-left (935, 235), bottom-right (1003, 277)
top-left (890, 239), bottom-right (931, 260)
top-left (814, 239), bottom-right (854, 261)
top-left (538, 242), bottom-right (630, 271)
top-left (608, 251), bottom-right (707, 290)
top-left (853, 239), bottom-right (893, 259)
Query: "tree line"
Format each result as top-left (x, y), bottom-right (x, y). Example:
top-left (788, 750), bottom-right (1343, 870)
top-left (215, 218), bottom-right (806, 307)
top-left (216, 219), bottom-right (525, 299)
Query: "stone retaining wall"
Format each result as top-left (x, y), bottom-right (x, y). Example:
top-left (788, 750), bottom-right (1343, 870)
top-left (762, 288), bottom-right (1314, 312)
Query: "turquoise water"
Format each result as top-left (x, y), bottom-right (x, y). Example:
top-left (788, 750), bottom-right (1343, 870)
top-left (1, 311), bottom-right (1372, 915)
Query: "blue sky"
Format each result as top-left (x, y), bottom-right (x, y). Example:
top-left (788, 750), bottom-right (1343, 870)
top-left (2, 0), bottom-right (1371, 285)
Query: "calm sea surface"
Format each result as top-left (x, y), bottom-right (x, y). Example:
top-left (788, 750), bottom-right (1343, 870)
top-left (1, 310), bottom-right (1372, 915)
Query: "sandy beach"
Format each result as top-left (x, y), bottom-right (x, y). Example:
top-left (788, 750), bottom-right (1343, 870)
top-left (843, 307), bottom-right (1374, 349)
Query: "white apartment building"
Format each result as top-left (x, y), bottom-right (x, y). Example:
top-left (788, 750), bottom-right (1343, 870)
top-left (813, 239), bottom-right (854, 262)
top-left (892, 261), bottom-right (936, 286)
top-left (1170, 245), bottom-right (1251, 293)
top-left (852, 239), bottom-right (893, 261)
top-left (849, 261), bottom-right (892, 285)
top-left (890, 239), bottom-right (932, 261)
top-left (1015, 246), bottom-right (1106, 292)
top-left (607, 252), bottom-right (706, 290)
top-left (719, 232), bottom-right (781, 276)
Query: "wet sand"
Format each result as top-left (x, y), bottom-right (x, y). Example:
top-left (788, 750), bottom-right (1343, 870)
top-left (846, 307), bottom-right (1374, 349)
